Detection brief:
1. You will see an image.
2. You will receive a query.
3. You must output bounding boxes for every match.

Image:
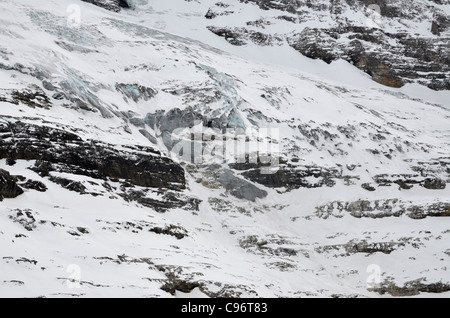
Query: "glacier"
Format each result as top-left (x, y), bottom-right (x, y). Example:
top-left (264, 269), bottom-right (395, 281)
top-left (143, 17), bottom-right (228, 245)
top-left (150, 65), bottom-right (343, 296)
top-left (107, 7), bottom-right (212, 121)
top-left (0, 0), bottom-right (449, 298)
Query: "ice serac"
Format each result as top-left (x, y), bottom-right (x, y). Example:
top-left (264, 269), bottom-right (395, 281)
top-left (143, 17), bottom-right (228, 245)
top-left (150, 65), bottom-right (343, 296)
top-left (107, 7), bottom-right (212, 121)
top-left (217, 169), bottom-right (267, 202)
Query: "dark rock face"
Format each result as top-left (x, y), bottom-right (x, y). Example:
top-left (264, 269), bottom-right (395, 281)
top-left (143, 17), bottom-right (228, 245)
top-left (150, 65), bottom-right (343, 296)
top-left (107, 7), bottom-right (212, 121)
top-left (0, 169), bottom-right (24, 201)
top-left (317, 239), bottom-right (405, 256)
top-left (118, 0), bottom-right (130, 8)
top-left (205, 3), bottom-right (234, 20)
top-left (19, 180), bottom-right (47, 192)
top-left (0, 85), bottom-right (52, 109)
top-left (239, 165), bottom-right (340, 190)
top-left (121, 190), bottom-right (202, 213)
top-left (431, 21), bottom-right (441, 36)
top-left (373, 174), bottom-right (447, 190)
top-left (361, 183), bottom-right (376, 192)
top-left (160, 276), bottom-right (201, 295)
top-left (287, 27), bottom-right (450, 89)
top-left (407, 202), bottom-right (450, 219)
top-left (353, 53), bottom-right (404, 88)
top-left (8, 209), bottom-right (36, 231)
top-left (207, 27), bottom-right (247, 46)
top-left (287, 28), bottom-right (337, 64)
top-left (204, 0), bottom-right (450, 90)
top-left (0, 121), bottom-right (199, 212)
top-left (422, 178), bottom-right (446, 190)
top-left (316, 199), bottom-right (450, 219)
top-left (344, 241), bottom-right (400, 255)
top-left (370, 280), bottom-right (450, 296)
top-left (81, 0), bottom-right (129, 12)
top-left (238, 235), bottom-right (298, 257)
top-left (207, 26), bottom-right (283, 46)
top-left (244, 0), bottom-right (303, 13)
top-left (149, 225), bottom-right (188, 240)
top-left (49, 176), bottom-right (88, 194)
top-left (0, 121), bottom-right (186, 191)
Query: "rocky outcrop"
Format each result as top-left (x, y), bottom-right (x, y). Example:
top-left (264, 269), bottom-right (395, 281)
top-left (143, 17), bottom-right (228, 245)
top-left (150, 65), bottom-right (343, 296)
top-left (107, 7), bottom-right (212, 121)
top-left (238, 164), bottom-right (341, 190)
top-left (149, 225), bottom-right (188, 240)
top-left (205, 3), bottom-right (234, 20)
top-left (287, 27), bottom-right (450, 89)
top-left (81, 0), bottom-right (130, 12)
top-left (120, 189), bottom-right (201, 213)
top-left (158, 266), bottom-right (202, 295)
top-left (243, 0), bottom-right (305, 13)
top-left (207, 26), bottom-right (283, 46)
top-left (315, 199), bottom-right (450, 219)
top-left (204, 0), bottom-right (450, 90)
top-left (0, 121), bottom-right (203, 212)
top-left (408, 202), bottom-right (450, 219)
top-left (0, 0), bottom-right (449, 298)
top-left (0, 85), bottom-right (51, 109)
top-left (316, 239), bottom-right (407, 256)
top-left (0, 121), bottom-right (186, 191)
top-left (49, 176), bottom-right (88, 195)
top-left (370, 279), bottom-right (450, 296)
top-left (373, 174), bottom-right (447, 190)
top-left (18, 179), bottom-right (47, 192)
top-left (8, 209), bottom-right (36, 231)
top-left (0, 169), bottom-right (24, 201)
top-left (239, 235), bottom-right (298, 257)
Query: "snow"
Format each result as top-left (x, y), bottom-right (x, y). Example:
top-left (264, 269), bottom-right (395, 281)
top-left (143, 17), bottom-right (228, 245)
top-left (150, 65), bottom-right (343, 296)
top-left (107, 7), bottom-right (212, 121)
top-left (0, 0), bottom-right (449, 298)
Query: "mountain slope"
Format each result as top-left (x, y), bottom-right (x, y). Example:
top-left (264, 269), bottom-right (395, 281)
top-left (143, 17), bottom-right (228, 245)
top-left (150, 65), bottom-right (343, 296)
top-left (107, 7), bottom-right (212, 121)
top-left (0, 0), bottom-right (449, 297)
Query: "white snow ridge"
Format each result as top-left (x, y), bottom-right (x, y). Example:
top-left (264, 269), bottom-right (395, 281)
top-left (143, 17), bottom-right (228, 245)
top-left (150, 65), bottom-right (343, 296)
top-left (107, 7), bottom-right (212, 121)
top-left (0, 0), bottom-right (449, 299)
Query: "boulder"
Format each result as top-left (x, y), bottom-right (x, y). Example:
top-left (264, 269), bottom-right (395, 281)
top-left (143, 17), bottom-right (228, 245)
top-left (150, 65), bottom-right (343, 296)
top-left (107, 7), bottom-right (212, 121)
top-left (0, 169), bottom-right (24, 201)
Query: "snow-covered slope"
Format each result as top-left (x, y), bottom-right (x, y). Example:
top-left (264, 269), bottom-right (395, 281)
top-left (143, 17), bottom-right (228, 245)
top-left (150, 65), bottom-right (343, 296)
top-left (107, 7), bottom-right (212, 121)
top-left (0, 0), bottom-right (449, 297)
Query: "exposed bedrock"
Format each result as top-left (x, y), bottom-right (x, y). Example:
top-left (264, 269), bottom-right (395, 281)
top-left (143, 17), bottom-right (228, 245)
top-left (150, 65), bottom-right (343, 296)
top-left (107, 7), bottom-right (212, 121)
top-left (0, 121), bottom-right (186, 191)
